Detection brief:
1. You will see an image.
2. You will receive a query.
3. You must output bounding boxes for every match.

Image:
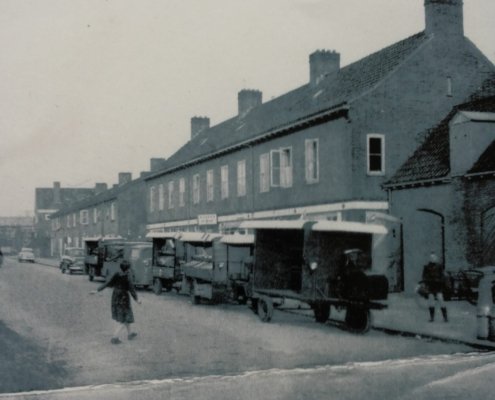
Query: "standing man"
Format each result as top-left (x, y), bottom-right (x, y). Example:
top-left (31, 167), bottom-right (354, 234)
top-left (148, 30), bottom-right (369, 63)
top-left (0, 248), bottom-right (3, 267)
top-left (422, 252), bottom-right (448, 322)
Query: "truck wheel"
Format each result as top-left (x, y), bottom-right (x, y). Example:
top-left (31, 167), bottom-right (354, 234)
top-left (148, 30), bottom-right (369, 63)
top-left (313, 303), bottom-right (330, 323)
top-left (89, 267), bottom-right (94, 282)
top-left (257, 296), bottom-right (274, 322)
top-left (164, 281), bottom-right (173, 292)
top-left (345, 306), bottom-right (371, 333)
top-left (152, 278), bottom-right (163, 295)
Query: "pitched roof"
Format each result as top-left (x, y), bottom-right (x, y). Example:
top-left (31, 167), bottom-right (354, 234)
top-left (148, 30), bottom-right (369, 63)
top-left (385, 75), bottom-right (495, 186)
top-left (50, 178), bottom-right (143, 218)
top-left (148, 32), bottom-right (429, 179)
top-left (468, 140), bottom-right (495, 174)
top-left (35, 188), bottom-right (94, 210)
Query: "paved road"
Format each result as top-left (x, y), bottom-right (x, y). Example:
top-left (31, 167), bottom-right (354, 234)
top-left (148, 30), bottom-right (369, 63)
top-left (0, 257), bottom-right (478, 396)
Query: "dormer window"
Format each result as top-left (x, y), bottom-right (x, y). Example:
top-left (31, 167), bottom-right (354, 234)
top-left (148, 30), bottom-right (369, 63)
top-left (367, 134), bottom-right (385, 175)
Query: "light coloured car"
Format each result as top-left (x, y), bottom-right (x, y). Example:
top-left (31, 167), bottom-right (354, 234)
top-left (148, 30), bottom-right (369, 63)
top-left (18, 250), bottom-right (35, 263)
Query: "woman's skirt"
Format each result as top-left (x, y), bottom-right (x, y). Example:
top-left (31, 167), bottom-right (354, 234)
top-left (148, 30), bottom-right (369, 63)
top-left (111, 289), bottom-right (134, 324)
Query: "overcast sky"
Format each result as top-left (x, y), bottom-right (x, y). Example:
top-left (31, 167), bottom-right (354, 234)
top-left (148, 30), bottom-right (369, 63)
top-left (1, 0), bottom-right (494, 217)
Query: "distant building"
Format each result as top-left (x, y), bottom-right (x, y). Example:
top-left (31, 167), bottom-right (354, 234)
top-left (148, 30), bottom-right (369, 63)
top-left (143, 0), bottom-right (495, 290)
top-left (34, 182), bottom-right (95, 257)
top-left (49, 172), bottom-right (148, 257)
top-left (0, 216), bottom-right (35, 253)
top-left (385, 80), bottom-right (495, 292)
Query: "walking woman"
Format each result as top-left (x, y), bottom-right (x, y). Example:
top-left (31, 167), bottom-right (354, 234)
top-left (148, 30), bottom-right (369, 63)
top-left (91, 260), bottom-right (141, 344)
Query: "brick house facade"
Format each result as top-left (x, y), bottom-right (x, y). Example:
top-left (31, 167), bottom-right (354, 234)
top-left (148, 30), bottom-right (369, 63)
top-left (145, 1), bottom-right (493, 232)
top-left (385, 84), bottom-right (495, 293)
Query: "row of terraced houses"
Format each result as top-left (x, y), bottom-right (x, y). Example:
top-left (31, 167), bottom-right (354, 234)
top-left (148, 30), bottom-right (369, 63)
top-left (40, 0), bottom-right (495, 293)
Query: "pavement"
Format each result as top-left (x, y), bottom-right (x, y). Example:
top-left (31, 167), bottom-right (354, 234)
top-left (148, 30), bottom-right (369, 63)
top-left (34, 257), bottom-right (495, 350)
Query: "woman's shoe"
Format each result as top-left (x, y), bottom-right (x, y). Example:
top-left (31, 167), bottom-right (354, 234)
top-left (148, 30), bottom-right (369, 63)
top-left (128, 332), bottom-right (138, 340)
top-left (110, 337), bottom-right (122, 344)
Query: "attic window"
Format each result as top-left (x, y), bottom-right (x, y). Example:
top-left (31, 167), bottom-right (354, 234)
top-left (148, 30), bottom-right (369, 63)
top-left (447, 77), bottom-right (453, 97)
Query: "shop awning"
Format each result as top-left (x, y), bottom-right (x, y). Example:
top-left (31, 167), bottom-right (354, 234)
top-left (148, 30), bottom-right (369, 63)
top-left (220, 234), bottom-right (255, 245)
top-left (239, 220), bottom-right (309, 230)
top-left (311, 221), bottom-right (387, 235)
top-left (179, 232), bottom-right (223, 243)
top-left (145, 231), bottom-right (182, 239)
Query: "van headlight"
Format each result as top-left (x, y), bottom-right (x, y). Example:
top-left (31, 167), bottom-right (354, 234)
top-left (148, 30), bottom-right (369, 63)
top-left (310, 261), bottom-right (318, 271)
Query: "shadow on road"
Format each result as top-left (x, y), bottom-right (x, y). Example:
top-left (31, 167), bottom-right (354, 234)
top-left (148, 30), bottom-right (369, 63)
top-left (0, 320), bottom-right (68, 393)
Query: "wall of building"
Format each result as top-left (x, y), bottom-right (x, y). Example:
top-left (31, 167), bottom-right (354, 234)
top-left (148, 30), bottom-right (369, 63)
top-left (350, 35), bottom-right (495, 201)
top-left (146, 117), bottom-right (354, 227)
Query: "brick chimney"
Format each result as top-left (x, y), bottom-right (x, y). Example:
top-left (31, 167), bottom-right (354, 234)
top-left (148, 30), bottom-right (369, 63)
top-left (238, 89), bottom-right (262, 116)
top-left (94, 182), bottom-right (108, 195)
top-left (191, 116), bottom-right (210, 140)
top-left (53, 181), bottom-right (61, 205)
top-left (118, 172), bottom-right (132, 186)
top-left (425, 0), bottom-right (464, 37)
top-left (150, 158), bottom-right (166, 172)
top-left (309, 50), bottom-right (340, 87)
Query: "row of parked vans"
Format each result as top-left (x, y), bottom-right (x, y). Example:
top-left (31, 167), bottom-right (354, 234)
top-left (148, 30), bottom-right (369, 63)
top-left (76, 219), bottom-right (391, 333)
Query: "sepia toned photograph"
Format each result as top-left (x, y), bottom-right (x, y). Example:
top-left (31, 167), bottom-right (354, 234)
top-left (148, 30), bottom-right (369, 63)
top-left (1, 0), bottom-right (495, 399)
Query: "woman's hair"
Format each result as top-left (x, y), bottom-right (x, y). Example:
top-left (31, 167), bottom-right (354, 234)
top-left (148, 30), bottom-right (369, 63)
top-left (120, 260), bottom-right (131, 272)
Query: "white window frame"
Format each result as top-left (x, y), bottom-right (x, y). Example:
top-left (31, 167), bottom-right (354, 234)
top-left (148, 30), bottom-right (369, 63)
top-left (192, 174), bottom-right (200, 204)
top-left (280, 147), bottom-right (293, 188)
top-left (80, 210), bottom-right (89, 225)
top-left (150, 186), bottom-right (156, 212)
top-left (158, 184), bottom-right (165, 211)
top-left (367, 134), bottom-right (385, 176)
top-left (305, 139), bottom-right (319, 183)
top-left (168, 181), bottom-right (175, 209)
top-left (237, 160), bottom-right (246, 197)
top-left (179, 178), bottom-right (185, 207)
top-left (270, 150), bottom-right (280, 187)
top-left (110, 202), bottom-right (116, 221)
top-left (259, 153), bottom-right (270, 193)
top-left (206, 170), bottom-right (214, 202)
top-left (221, 165), bottom-right (229, 199)
top-left (93, 208), bottom-right (98, 224)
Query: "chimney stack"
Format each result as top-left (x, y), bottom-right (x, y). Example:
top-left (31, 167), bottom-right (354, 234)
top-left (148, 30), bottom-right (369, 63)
top-left (150, 158), bottom-right (166, 172)
top-left (94, 182), bottom-right (108, 195)
top-left (191, 116), bottom-right (210, 140)
top-left (309, 50), bottom-right (340, 86)
top-left (238, 89), bottom-right (262, 116)
top-left (53, 181), bottom-right (61, 205)
top-left (118, 172), bottom-right (132, 186)
top-left (424, 0), bottom-right (464, 37)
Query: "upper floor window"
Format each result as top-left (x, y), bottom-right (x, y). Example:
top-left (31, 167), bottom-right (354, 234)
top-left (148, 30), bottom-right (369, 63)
top-left (80, 210), bottom-right (89, 225)
top-left (221, 165), bottom-right (229, 199)
top-left (158, 184), bottom-right (165, 211)
top-left (367, 134), bottom-right (385, 175)
top-left (270, 147), bottom-right (292, 188)
top-left (447, 76), bottom-right (453, 97)
top-left (192, 174), bottom-right (200, 204)
top-left (206, 170), bottom-right (214, 202)
top-left (150, 186), bottom-right (156, 212)
top-left (72, 213), bottom-right (77, 227)
top-left (110, 202), bottom-right (116, 221)
top-left (237, 160), bottom-right (246, 197)
top-left (168, 181), bottom-right (175, 209)
top-left (305, 139), bottom-right (319, 183)
top-left (259, 153), bottom-right (270, 193)
top-left (179, 178), bottom-right (186, 207)
top-left (66, 215), bottom-right (70, 228)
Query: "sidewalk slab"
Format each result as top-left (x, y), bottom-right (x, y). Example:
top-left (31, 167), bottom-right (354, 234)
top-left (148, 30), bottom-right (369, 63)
top-left (371, 293), bottom-right (495, 350)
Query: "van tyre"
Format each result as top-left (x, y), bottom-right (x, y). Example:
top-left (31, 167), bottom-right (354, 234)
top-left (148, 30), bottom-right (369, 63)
top-left (313, 303), bottom-right (330, 323)
top-left (345, 306), bottom-right (371, 334)
top-left (257, 297), bottom-right (274, 322)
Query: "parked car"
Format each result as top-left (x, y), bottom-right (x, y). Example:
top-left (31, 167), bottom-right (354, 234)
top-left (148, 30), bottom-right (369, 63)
top-left (18, 250), bottom-right (35, 263)
top-left (60, 247), bottom-right (85, 275)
